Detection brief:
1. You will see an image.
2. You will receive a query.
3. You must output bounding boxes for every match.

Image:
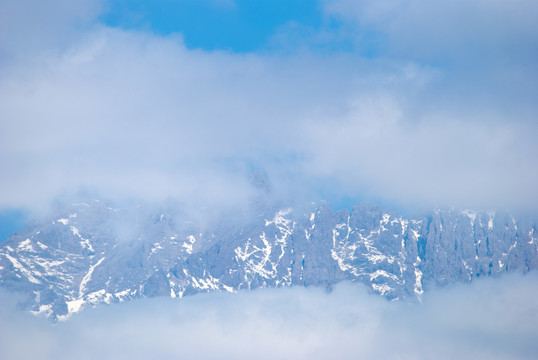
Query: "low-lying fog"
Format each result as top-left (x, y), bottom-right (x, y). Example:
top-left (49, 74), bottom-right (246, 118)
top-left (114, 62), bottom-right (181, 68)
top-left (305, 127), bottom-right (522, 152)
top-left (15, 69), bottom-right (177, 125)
top-left (1, 272), bottom-right (537, 360)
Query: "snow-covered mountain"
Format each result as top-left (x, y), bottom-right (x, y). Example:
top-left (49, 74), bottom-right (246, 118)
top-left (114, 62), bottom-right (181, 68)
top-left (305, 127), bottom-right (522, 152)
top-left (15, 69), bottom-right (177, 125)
top-left (1, 199), bottom-right (537, 321)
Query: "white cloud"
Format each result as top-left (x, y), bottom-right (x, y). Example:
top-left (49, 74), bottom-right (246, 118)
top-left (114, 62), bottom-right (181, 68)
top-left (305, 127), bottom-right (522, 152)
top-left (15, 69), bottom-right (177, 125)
top-left (0, 0), bottom-right (102, 63)
top-left (1, 273), bottom-right (537, 359)
top-left (324, 0), bottom-right (538, 63)
top-left (0, 0), bottom-right (537, 213)
top-left (303, 93), bottom-right (538, 210)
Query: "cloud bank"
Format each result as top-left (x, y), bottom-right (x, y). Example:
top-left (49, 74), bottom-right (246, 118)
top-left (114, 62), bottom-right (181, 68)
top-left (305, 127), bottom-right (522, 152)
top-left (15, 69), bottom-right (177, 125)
top-left (1, 272), bottom-right (537, 359)
top-left (0, 0), bottom-right (537, 213)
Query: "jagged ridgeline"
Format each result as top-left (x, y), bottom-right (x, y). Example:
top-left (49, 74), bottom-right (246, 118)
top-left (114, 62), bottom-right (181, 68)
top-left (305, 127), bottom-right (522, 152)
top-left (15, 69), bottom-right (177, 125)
top-left (1, 200), bottom-right (537, 321)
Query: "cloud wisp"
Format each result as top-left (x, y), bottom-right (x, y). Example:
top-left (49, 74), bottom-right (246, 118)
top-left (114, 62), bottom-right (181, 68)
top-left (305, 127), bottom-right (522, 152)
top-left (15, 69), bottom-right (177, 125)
top-left (1, 272), bottom-right (537, 360)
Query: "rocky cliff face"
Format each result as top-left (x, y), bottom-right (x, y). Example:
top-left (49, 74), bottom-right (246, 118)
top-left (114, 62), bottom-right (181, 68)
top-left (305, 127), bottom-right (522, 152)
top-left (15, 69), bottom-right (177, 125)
top-left (1, 199), bottom-right (536, 321)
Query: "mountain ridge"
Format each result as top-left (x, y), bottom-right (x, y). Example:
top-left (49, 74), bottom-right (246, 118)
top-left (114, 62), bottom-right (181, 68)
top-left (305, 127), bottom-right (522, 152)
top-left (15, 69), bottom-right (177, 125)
top-left (1, 199), bottom-right (536, 321)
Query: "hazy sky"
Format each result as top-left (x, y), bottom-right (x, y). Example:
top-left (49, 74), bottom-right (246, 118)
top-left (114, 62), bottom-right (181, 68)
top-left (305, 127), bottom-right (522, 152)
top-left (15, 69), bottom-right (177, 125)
top-left (1, 272), bottom-right (537, 359)
top-left (1, 0), bottom-right (537, 217)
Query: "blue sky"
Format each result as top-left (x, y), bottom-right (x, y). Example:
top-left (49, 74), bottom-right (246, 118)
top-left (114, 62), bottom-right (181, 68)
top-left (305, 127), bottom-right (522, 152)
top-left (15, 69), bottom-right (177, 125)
top-left (0, 0), bottom-right (537, 238)
top-left (102, 0), bottom-right (326, 52)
